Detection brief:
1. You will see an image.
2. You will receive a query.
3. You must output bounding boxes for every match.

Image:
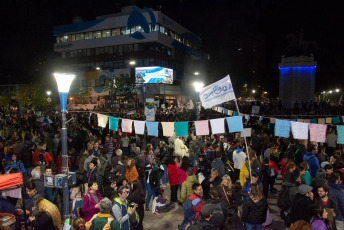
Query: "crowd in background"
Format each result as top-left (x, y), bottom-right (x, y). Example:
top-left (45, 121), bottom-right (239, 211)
top-left (0, 107), bottom-right (344, 230)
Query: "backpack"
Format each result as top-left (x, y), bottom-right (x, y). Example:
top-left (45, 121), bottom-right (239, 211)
top-left (149, 169), bottom-right (160, 190)
top-left (277, 184), bottom-right (291, 211)
top-left (184, 195), bottom-right (202, 221)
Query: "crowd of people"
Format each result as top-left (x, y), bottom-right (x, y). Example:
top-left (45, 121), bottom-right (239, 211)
top-left (0, 108), bottom-right (344, 230)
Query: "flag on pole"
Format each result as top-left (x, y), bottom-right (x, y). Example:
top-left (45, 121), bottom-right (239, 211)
top-left (199, 75), bottom-right (236, 109)
top-left (185, 100), bottom-right (194, 109)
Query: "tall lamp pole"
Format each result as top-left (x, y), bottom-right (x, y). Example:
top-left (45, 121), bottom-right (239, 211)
top-left (53, 72), bottom-right (75, 222)
top-left (193, 82), bottom-right (204, 120)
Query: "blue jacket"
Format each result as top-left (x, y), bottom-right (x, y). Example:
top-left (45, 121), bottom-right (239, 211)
top-left (4, 161), bottom-right (25, 173)
top-left (328, 183), bottom-right (344, 221)
top-left (303, 152), bottom-right (319, 179)
top-left (211, 158), bottom-right (225, 177)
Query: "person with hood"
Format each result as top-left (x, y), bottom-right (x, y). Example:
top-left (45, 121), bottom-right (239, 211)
top-left (233, 144), bottom-right (246, 182)
top-left (87, 158), bottom-right (103, 194)
top-left (239, 157), bottom-right (250, 187)
top-left (196, 154), bottom-right (211, 179)
top-left (174, 137), bottom-right (188, 157)
top-left (113, 156), bottom-right (127, 184)
top-left (211, 151), bottom-right (225, 178)
top-left (180, 167), bottom-right (199, 204)
top-left (303, 144), bottom-right (320, 179)
top-left (327, 172), bottom-right (344, 230)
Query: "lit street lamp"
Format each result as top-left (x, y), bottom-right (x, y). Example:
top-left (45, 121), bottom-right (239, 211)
top-left (46, 90), bottom-right (51, 96)
top-left (53, 72), bottom-right (75, 222)
top-left (193, 82), bottom-right (204, 120)
top-left (252, 89), bottom-right (256, 94)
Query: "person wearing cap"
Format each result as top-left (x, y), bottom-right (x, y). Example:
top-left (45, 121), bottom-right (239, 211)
top-left (289, 184), bottom-right (315, 225)
top-left (187, 203), bottom-right (216, 230)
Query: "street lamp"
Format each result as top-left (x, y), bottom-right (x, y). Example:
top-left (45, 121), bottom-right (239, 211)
top-left (53, 72), bottom-right (75, 223)
top-left (46, 90), bottom-right (51, 96)
top-left (252, 90), bottom-right (256, 93)
top-left (336, 89), bottom-right (340, 93)
top-left (193, 82), bottom-right (204, 120)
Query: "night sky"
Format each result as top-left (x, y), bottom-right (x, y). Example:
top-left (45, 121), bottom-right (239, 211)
top-left (0, 0), bottom-right (343, 97)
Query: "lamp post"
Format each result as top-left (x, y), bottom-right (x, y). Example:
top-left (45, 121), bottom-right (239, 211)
top-left (53, 72), bottom-right (75, 223)
top-left (193, 82), bottom-right (204, 120)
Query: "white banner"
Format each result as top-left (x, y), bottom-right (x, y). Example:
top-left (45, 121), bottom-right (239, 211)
top-left (185, 100), bottom-right (194, 110)
top-left (145, 98), bottom-right (155, 121)
top-left (199, 75), bottom-right (236, 109)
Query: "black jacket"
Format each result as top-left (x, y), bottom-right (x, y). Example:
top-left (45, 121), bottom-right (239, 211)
top-left (31, 211), bottom-right (57, 230)
top-left (87, 167), bottom-right (103, 192)
top-left (241, 196), bottom-right (268, 224)
top-left (21, 149), bottom-right (33, 168)
top-left (290, 193), bottom-right (315, 224)
top-left (197, 160), bottom-right (211, 178)
top-left (31, 179), bottom-right (46, 199)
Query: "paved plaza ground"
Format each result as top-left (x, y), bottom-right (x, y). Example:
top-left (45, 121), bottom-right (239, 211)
top-left (143, 175), bottom-right (285, 230)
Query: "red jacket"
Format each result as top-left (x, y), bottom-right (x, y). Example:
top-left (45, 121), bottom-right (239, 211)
top-left (268, 160), bottom-right (279, 176)
top-left (55, 155), bottom-right (71, 174)
top-left (32, 152), bottom-right (52, 166)
top-left (189, 193), bottom-right (204, 221)
top-left (168, 163), bottom-right (179, 186)
top-left (279, 158), bottom-right (288, 180)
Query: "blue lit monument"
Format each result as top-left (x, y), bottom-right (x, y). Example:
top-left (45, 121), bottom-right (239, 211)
top-left (278, 56), bottom-right (317, 109)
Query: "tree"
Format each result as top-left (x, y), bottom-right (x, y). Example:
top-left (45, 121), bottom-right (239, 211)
top-left (16, 83), bottom-right (52, 110)
top-left (104, 74), bottom-right (135, 107)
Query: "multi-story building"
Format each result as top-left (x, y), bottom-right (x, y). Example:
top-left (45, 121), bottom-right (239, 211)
top-left (53, 5), bottom-right (204, 110)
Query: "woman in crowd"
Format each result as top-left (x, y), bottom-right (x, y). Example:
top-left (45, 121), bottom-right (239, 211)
top-left (168, 155), bottom-right (179, 203)
top-left (70, 177), bottom-right (87, 218)
top-left (146, 158), bottom-right (162, 211)
top-left (4, 153), bottom-right (25, 174)
top-left (299, 162), bottom-right (312, 185)
top-left (82, 181), bottom-right (101, 222)
top-left (28, 198), bottom-right (61, 230)
top-left (121, 133), bottom-right (130, 156)
top-left (125, 158), bottom-right (139, 184)
top-left (177, 156), bottom-right (195, 191)
top-left (310, 200), bottom-right (330, 230)
top-left (127, 181), bottom-right (146, 230)
top-left (241, 183), bottom-right (268, 230)
top-left (218, 175), bottom-right (233, 206)
top-left (72, 217), bottom-right (86, 230)
top-left (242, 170), bottom-right (263, 202)
top-left (223, 205), bottom-right (245, 230)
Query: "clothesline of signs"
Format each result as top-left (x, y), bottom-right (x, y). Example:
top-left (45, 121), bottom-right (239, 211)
top-left (94, 110), bottom-right (344, 145)
top-left (211, 106), bottom-right (344, 144)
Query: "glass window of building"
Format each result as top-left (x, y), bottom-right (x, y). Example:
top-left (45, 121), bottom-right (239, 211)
top-left (120, 27), bottom-right (126, 35)
top-left (159, 25), bottom-right (165, 34)
top-left (114, 45), bottom-right (119, 55)
top-left (118, 45), bottom-right (123, 55)
top-left (87, 49), bottom-right (91, 56)
top-left (130, 27), bottom-right (135, 34)
top-left (59, 36), bottom-right (64, 43)
top-left (63, 35), bottom-right (69, 42)
top-left (108, 46), bottom-right (113, 54)
top-left (134, 44), bottom-right (139, 51)
top-left (99, 47), bottom-right (104, 54)
top-left (85, 32), bottom-right (92, 39)
top-left (102, 29), bottom-right (110, 37)
top-left (71, 34), bottom-right (75, 41)
top-left (135, 26), bottom-right (143, 32)
top-left (95, 31), bottom-right (101, 38)
top-left (95, 48), bottom-right (99, 55)
top-left (125, 28), bottom-right (130, 35)
top-left (112, 28), bottom-right (120, 36)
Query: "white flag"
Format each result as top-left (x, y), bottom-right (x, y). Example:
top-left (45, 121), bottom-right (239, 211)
top-left (185, 100), bottom-right (194, 109)
top-left (199, 75), bottom-right (236, 109)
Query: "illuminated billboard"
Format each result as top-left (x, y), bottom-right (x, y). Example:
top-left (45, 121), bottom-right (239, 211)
top-left (135, 66), bottom-right (173, 84)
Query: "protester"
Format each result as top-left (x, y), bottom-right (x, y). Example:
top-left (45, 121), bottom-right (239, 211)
top-left (303, 144), bottom-right (320, 179)
top-left (241, 183), bottom-right (268, 230)
top-left (127, 181), bottom-right (145, 230)
top-left (327, 172), bottom-right (344, 229)
top-left (239, 157), bottom-right (250, 187)
top-left (211, 151), bottom-right (226, 177)
top-left (125, 158), bottom-right (139, 184)
top-left (243, 170), bottom-right (263, 202)
top-left (218, 174), bottom-right (233, 206)
top-left (233, 143), bottom-right (246, 182)
top-left (112, 185), bottom-right (138, 230)
top-left (28, 198), bottom-right (61, 230)
top-left (196, 154), bottom-right (211, 179)
top-left (317, 185), bottom-right (338, 230)
top-left (82, 181), bottom-right (101, 222)
top-left (85, 197), bottom-right (119, 229)
top-left (4, 153), bottom-right (25, 174)
top-left (168, 155), bottom-right (179, 203)
top-left (70, 177), bottom-right (87, 218)
top-left (309, 200), bottom-right (330, 230)
top-left (31, 167), bottom-right (46, 198)
top-left (87, 158), bottom-right (103, 193)
top-left (180, 167), bottom-right (198, 205)
top-left (299, 162), bottom-right (312, 185)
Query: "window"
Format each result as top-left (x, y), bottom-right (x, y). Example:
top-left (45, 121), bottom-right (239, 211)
top-left (108, 46), bottom-right (113, 54)
top-left (95, 48), bottom-right (99, 55)
top-left (125, 28), bottom-right (130, 35)
top-left (99, 47), bottom-right (104, 54)
top-left (63, 35), bottom-right (69, 42)
top-left (135, 26), bottom-right (143, 33)
top-left (95, 31), bottom-right (101, 38)
top-left (120, 27), bottom-right (126, 35)
top-left (118, 45), bottom-right (123, 55)
top-left (130, 27), bottom-right (135, 34)
top-left (159, 25), bottom-right (165, 34)
top-left (124, 44), bottom-right (133, 53)
top-left (102, 30), bottom-right (110, 37)
top-left (134, 44), bottom-right (139, 52)
top-left (112, 28), bottom-right (120, 36)
top-left (71, 34), bottom-right (75, 41)
top-left (56, 37), bottom-right (59, 43)
top-left (87, 49), bottom-right (91, 56)
top-left (85, 32), bottom-right (92, 39)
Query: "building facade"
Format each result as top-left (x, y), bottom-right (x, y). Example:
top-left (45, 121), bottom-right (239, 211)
top-left (53, 5), bottom-right (204, 110)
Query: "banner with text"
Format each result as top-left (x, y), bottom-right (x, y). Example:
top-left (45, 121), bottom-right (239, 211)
top-left (199, 75), bottom-right (236, 109)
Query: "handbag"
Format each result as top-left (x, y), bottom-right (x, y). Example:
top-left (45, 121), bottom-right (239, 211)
top-left (263, 209), bottom-right (272, 226)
